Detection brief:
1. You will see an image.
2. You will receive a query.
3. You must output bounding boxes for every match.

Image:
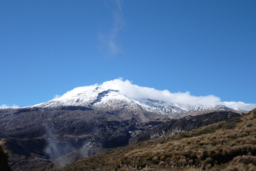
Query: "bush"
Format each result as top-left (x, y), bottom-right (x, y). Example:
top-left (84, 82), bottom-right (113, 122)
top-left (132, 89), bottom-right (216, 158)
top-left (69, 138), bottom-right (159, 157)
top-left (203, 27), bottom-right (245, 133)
top-left (191, 125), bottom-right (221, 137)
top-left (247, 124), bottom-right (253, 127)
top-left (253, 111), bottom-right (256, 119)
top-left (184, 117), bottom-right (243, 137)
top-left (222, 117), bottom-right (242, 130)
top-left (222, 122), bottom-right (237, 130)
top-left (146, 156), bottom-right (152, 160)
top-left (0, 145), bottom-right (12, 171)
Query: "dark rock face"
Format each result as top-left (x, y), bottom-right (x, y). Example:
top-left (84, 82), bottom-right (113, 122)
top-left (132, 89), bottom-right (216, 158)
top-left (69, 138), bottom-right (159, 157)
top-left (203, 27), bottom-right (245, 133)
top-left (129, 111), bottom-right (241, 144)
top-left (0, 106), bottom-right (168, 170)
top-left (0, 107), bottom-right (168, 145)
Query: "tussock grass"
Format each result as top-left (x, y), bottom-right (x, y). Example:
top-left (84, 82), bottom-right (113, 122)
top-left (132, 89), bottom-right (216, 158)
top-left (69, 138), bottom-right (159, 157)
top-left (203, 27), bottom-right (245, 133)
top-left (56, 108), bottom-right (256, 171)
top-left (116, 109), bottom-right (256, 171)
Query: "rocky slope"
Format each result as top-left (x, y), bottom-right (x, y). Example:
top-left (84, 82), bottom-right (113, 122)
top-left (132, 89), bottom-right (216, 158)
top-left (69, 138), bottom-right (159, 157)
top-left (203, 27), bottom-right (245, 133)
top-left (129, 111), bottom-right (241, 144)
top-left (0, 106), bottom-right (169, 170)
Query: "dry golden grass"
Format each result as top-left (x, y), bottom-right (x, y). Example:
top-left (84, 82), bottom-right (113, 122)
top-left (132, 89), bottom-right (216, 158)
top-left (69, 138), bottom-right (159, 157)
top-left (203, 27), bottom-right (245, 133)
top-left (56, 108), bottom-right (256, 171)
top-left (116, 108), bottom-right (256, 171)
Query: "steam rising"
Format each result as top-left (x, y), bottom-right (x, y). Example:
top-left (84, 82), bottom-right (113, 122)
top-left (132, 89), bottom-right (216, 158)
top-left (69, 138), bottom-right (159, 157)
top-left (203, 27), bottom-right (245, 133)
top-left (43, 121), bottom-right (75, 167)
top-left (43, 112), bottom-right (93, 168)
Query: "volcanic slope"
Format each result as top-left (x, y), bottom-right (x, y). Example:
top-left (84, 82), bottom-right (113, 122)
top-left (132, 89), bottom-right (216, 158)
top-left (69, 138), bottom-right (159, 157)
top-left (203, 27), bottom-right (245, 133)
top-left (2, 110), bottom-right (243, 171)
top-left (0, 106), bottom-right (169, 171)
top-left (33, 85), bottom-right (234, 118)
top-left (50, 108), bottom-right (256, 171)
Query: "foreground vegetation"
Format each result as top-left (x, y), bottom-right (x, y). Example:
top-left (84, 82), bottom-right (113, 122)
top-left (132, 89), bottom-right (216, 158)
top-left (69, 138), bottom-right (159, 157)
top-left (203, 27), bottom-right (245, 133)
top-left (56, 108), bottom-right (256, 171)
top-left (0, 144), bottom-right (12, 171)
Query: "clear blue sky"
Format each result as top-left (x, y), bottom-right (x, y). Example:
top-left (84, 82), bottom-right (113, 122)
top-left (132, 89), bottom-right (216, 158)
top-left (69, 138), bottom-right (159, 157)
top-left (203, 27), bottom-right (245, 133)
top-left (1, 0), bottom-right (256, 107)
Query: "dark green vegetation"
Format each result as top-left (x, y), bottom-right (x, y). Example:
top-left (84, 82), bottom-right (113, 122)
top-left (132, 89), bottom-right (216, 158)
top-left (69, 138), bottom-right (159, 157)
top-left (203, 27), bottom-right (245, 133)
top-left (0, 144), bottom-right (12, 171)
top-left (129, 111), bottom-right (241, 144)
top-left (179, 117), bottom-right (243, 138)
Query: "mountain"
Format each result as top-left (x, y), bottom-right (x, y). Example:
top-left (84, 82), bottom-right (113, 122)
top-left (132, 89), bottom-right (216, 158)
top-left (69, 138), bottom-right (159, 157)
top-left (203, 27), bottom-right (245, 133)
top-left (0, 106), bottom-right (170, 171)
top-left (0, 84), bottom-right (245, 171)
top-left (33, 86), bottom-right (234, 118)
top-left (0, 108), bottom-right (242, 171)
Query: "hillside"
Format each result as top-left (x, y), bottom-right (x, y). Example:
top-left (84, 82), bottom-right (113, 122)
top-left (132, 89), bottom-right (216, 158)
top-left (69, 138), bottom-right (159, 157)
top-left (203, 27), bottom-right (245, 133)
top-left (57, 108), bottom-right (256, 171)
top-left (129, 111), bottom-right (241, 144)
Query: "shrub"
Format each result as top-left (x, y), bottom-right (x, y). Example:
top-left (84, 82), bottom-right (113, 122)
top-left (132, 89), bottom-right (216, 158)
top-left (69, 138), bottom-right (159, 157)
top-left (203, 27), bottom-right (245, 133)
top-left (146, 156), bottom-right (152, 160)
top-left (247, 124), bottom-right (253, 127)
top-left (222, 117), bottom-right (243, 130)
top-left (152, 156), bottom-right (159, 163)
top-left (0, 145), bottom-right (12, 171)
top-left (253, 111), bottom-right (256, 119)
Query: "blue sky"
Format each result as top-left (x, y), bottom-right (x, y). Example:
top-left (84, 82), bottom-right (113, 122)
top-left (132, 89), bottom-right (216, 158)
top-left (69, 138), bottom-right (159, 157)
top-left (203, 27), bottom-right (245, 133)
top-left (0, 0), bottom-right (256, 109)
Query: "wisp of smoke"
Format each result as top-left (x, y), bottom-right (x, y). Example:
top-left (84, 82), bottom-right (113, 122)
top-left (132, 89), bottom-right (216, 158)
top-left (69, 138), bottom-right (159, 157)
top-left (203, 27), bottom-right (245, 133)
top-left (43, 116), bottom-right (76, 168)
top-left (42, 110), bottom-right (97, 168)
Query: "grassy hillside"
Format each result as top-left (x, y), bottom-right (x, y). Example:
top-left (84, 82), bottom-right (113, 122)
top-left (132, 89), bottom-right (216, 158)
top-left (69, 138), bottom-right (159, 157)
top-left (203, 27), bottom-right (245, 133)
top-left (58, 108), bottom-right (256, 171)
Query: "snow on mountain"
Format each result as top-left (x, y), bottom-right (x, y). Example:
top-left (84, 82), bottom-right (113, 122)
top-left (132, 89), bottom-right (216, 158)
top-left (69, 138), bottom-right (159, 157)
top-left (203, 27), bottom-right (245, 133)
top-left (34, 85), bottom-right (234, 117)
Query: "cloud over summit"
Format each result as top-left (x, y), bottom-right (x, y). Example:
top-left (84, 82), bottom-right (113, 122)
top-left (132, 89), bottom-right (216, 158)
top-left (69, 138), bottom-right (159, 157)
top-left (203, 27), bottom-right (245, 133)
top-left (100, 79), bottom-right (222, 105)
top-left (56, 78), bottom-right (256, 111)
top-left (101, 79), bottom-right (256, 110)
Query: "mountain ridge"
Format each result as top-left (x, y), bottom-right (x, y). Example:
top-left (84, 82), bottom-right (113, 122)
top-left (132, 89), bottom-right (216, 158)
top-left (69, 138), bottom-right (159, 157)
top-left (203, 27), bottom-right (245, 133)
top-left (31, 86), bottom-right (236, 118)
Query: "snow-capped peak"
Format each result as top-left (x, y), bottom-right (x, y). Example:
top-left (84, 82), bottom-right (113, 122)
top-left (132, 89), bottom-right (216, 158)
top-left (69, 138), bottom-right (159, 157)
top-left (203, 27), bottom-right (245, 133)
top-left (34, 84), bottom-right (234, 117)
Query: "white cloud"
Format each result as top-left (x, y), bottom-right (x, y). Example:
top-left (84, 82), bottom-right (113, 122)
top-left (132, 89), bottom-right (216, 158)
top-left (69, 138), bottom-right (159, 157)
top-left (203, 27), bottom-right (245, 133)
top-left (0, 104), bottom-right (19, 109)
top-left (116, 0), bottom-right (122, 11)
top-left (99, 0), bottom-right (125, 55)
top-left (100, 78), bottom-right (222, 105)
top-left (51, 78), bottom-right (256, 111)
top-left (223, 101), bottom-right (256, 111)
top-left (54, 95), bottom-right (60, 99)
top-left (99, 78), bottom-right (256, 111)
